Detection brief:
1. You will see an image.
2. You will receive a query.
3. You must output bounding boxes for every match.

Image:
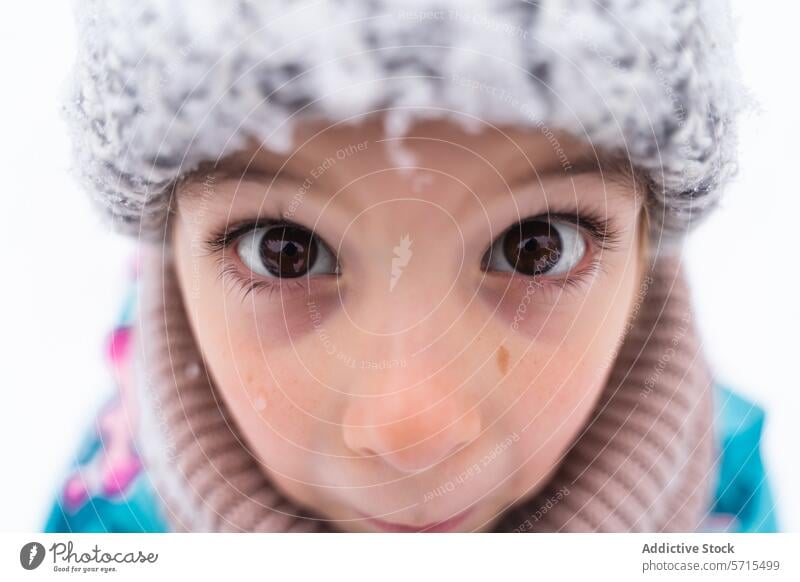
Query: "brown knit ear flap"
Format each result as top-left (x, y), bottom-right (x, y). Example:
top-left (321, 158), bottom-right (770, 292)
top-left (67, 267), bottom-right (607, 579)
top-left (133, 244), bottom-right (714, 532)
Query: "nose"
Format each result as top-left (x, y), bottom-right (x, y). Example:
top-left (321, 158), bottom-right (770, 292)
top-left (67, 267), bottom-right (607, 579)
top-left (342, 382), bottom-right (482, 473)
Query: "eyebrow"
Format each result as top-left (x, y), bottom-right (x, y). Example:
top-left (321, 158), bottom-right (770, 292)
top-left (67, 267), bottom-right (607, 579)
top-left (183, 161), bottom-right (296, 185)
top-left (501, 148), bottom-right (643, 198)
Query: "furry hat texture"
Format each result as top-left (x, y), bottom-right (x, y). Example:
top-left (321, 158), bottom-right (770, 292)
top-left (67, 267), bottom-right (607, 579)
top-left (66, 0), bottom-right (745, 246)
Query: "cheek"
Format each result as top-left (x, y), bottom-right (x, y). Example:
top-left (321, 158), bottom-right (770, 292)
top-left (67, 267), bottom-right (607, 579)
top-left (507, 339), bottom-right (611, 444)
top-left (481, 276), bottom-right (622, 344)
top-left (491, 328), bottom-right (616, 496)
top-left (234, 283), bottom-right (343, 344)
top-left (485, 274), bottom-right (638, 489)
top-left (184, 287), bottom-right (346, 478)
top-left (482, 280), bottom-right (632, 412)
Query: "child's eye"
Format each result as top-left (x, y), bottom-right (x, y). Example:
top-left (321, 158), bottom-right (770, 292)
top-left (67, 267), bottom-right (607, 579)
top-left (236, 224), bottom-right (338, 278)
top-left (483, 218), bottom-right (586, 277)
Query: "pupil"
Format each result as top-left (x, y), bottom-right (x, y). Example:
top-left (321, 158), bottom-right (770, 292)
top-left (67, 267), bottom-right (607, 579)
top-left (503, 220), bottom-right (563, 275)
top-left (259, 225), bottom-right (317, 278)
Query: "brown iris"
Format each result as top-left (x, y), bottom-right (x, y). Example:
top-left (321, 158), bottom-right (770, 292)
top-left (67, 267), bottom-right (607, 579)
top-left (502, 219), bottom-right (563, 275)
top-left (258, 225), bottom-right (318, 278)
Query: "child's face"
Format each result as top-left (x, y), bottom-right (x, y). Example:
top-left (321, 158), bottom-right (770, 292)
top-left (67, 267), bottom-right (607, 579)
top-left (171, 118), bottom-right (645, 532)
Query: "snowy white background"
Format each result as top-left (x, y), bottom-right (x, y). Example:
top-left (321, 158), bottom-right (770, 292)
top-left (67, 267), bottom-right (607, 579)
top-left (0, 2), bottom-right (797, 531)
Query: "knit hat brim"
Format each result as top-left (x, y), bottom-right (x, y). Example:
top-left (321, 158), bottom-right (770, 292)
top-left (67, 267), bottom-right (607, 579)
top-left (66, 0), bottom-right (746, 246)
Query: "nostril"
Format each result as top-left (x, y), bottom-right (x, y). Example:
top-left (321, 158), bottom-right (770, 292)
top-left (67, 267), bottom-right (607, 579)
top-left (446, 440), bottom-right (470, 459)
top-left (342, 423), bottom-right (382, 458)
top-left (356, 445), bottom-right (379, 458)
top-left (342, 397), bottom-right (483, 470)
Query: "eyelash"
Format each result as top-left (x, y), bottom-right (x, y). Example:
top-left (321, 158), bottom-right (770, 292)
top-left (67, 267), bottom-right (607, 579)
top-left (205, 218), bottom-right (341, 303)
top-left (204, 218), bottom-right (280, 254)
top-left (215, 261), bottom-right (310, 302)
top-left (518, 210), bottom-right (620, 292)
top-left (202, 210), bottom-right (624, 300)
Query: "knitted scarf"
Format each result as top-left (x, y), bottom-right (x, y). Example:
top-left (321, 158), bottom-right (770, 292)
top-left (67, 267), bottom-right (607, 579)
top-left (130, 245), bottom-right (716, 532)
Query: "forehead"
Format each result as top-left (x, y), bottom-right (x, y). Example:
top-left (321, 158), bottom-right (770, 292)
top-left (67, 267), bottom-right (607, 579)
top-left (199, 116), bottom-right (617, 190)
top-left (176, 116), bottom-right (643, 233)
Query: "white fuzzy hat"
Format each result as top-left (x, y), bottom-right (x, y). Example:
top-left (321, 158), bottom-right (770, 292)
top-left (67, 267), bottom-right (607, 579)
top-left (66, 0), bottom-right (746, 246)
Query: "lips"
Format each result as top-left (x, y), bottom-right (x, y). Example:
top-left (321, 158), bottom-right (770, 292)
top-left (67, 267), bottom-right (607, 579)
top-left (361, 507), bottom-right (474, 532)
